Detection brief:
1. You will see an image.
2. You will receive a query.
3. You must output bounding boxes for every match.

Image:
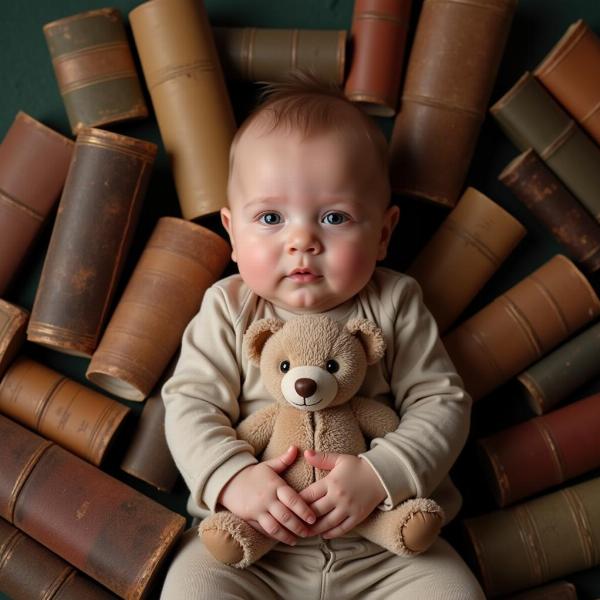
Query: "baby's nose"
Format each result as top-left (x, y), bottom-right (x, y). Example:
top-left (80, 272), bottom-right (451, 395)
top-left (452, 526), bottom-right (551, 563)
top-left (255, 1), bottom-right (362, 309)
top-left (286, 227), bottom-right (322, 254)
top-left (295, 377), bottom-right (317, 398)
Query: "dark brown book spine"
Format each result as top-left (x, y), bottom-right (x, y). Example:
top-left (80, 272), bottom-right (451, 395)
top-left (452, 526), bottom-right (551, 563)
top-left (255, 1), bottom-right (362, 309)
top-left (120, 363), bottom-right (179, 492)
top-left (463, 476), bottom-right (600, 597)
top-left (213, 27), bottom-right (346, 85)
top-left (0, 518), bottom-right (117, 599)
top-left (344, 0), bottom-right (412, 117)
top-left (502, 580), bottom-right (577, 599)
top-left (0, 357), bottom-right (129, 466)
top-left (442, 255), bottom-right (600, 401)
top-left (0, 300), bottom-right (28, 379)
top-left (43, 8), bottom-right (148, 134)
top-left (87, 217), bottom-right (230, 401)
top-left (0, 112), bottom-right (73, 296)
top-left (499, 148), bottom-right (600, 273)
top-left (27, 128), bottom-right (157, 358)
top-left (0, 413), bottom-right (185, 600)
top-left (389, 0), bottom-right (517, 207)
top-left (478, 392), bottom-right (600, 506)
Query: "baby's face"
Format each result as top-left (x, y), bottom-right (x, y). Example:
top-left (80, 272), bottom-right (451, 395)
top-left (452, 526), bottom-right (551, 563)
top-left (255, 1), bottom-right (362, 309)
top-left (222, 125), bottom-right (399, 313)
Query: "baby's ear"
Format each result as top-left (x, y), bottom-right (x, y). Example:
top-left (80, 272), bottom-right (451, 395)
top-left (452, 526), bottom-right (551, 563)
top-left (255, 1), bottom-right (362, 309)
top-left (345, 319), bottom-right (386, 365)
top-left (244, 318), bottom-right (285, 365)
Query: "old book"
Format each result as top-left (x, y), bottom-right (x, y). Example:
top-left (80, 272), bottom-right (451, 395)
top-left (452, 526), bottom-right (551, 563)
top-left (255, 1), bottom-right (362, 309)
top-left (442, 255), bottom-right (600, 401)
top-left (0, 518), bottom-right (117, 599)
top-left (389, 0), bottom-right (516, 207)
top-left (120, 363), bottom-right (179, 492)
top-left (213, 27), bottom-right (346, 85)
top-left (27, 128), bottom-right (157, 358)
top-left (490, 72), bottom-right (600, 222)
top-left (86, 217), bottom-right (230, 401)
top-left (463, 475), bottom-right (600, 597)
top-left (0, 413), bottom-right (186, 600)
top-left (535, 20), bottom-right (600, 146)
top-left (517, 320), bottom-right (600, 415)
top-left (43, 8), bottom-right (148, 134)
top-left (0, 112), bottom-right (73, 296)
top-left (0, 357), bottom-right (129, 466)
top-left (502, 581), bottom-right (577, 599)
top-left (407, 187), bottom-right (526, 333)
top-left (0, 300), bottom-right (28, 379)
top-left (499, 148), bottom-right (600, 273)
top-left (478, 392), bottom-right (600, 506)
top-left (344, 0), bottom-right (411, 117)
top-left (130, 0), bottom-right (236, 220)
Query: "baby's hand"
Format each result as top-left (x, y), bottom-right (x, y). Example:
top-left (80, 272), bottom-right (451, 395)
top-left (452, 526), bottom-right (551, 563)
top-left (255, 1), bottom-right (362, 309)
top-left (300, 450), bottom-right (387, 539)
top-left (218, 446), bottom-right (316, 546)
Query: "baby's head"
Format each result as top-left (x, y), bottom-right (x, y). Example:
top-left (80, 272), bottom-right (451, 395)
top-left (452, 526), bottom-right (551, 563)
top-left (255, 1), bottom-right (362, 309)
top-left (221, 74), bottom-right (400, 313)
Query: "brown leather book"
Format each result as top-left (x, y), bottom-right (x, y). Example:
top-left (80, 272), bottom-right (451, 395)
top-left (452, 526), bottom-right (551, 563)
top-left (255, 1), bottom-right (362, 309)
top-left (517, 320), bottom-right (600, 415)
top-left (213, 27), bottom-right (346, 85)
top-left (499, 148), bottom-right (600, 273)
top-left (407, 187), bottom-right (526, 333)
top-left (0, 112), bottom-right (73, 296)
top-left (502, 581), bottom-right (577, 600)
top-left (86, 217), bottom-right (230, 401)
top-left (344, 0), bottom-right (412, 117)
top-left (490, 72), bottom-right (600, 222)
top-left (442, 255), bottom-right (600, 401)
top-left (463, 475), bottom-right (600, 597)
top-left (0, 518), bottom-right (117, 599)
top-left (478, 392), bottom-right (600, 507)
top-left (43, 8), bottom-right (148, 134)
top-left (130, 0), bottom-right (236, 220)
top-left (120, 363), bottom-right (179, 492)
top-left (27, 128), bottom-right (157, 358)
top-left (0, 357), bottom-right (129, 466)
top-left (0, 413), bottom-right (186, 599)
top-left (535, 20), bottom-right (600, 146)
top-left (389, 0), bottom-right (517, 207)
top-left (0, 300), bottom-right (28, 380)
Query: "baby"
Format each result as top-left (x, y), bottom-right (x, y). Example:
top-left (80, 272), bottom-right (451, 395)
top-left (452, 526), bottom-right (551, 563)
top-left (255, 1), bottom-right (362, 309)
top-left (160, 76), bottom-right (485, 599)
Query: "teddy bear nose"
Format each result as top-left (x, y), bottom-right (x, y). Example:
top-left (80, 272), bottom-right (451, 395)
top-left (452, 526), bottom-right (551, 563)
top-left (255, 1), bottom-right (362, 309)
top-left (295, 378), bottom-right (317, 398)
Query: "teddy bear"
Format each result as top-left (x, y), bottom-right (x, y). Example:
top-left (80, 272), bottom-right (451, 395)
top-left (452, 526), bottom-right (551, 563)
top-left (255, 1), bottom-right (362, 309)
top-left (199, 314), bottom-right (444, 568)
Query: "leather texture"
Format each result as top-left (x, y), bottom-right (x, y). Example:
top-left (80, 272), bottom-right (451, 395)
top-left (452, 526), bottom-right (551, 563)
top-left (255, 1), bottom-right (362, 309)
top-left (43, 8), bottom-right (148, 134)
top-left (27, 128), bottom-right (157, 358)
top-left (130, 0), bottom-right (236, 220)
top-left (0, 299), bottom-right (28, 380)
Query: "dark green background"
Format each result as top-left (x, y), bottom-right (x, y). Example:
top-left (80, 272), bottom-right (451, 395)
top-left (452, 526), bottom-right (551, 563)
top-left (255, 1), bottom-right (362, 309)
top-left (2, 1), bottom-right (600, 598)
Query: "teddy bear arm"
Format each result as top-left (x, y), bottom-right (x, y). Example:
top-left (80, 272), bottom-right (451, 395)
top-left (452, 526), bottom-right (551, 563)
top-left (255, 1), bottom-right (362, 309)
top-left (351, 396), bottom-right (401, 439)
top-left (236, 403), bottom-right (278, 454)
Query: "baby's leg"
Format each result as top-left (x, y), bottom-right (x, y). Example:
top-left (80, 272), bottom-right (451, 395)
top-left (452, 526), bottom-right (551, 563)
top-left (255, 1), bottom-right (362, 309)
top-left (160, 528), bottom-right (278, 599)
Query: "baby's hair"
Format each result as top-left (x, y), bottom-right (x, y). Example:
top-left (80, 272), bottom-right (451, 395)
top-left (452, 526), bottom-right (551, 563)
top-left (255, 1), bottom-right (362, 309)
top-left (229, 71), bottom-right (389, 177)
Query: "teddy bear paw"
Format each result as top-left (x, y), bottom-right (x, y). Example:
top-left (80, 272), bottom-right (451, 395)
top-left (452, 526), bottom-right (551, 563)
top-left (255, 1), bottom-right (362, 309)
top-left (401, 508), bottom-right (443, 554)
top-left (201, 528), bottom-right (245, 566)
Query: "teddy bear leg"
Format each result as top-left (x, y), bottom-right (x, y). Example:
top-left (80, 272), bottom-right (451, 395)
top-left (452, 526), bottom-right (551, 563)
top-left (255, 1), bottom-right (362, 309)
top-left (199, 511), bottom-right (277, 568)
top-left (354, 498), bottom-right (443, 556)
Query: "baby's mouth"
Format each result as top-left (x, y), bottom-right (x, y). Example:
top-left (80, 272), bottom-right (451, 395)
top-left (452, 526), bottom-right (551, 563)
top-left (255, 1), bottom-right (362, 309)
top-left (288, 268), bottom-right (320, 283)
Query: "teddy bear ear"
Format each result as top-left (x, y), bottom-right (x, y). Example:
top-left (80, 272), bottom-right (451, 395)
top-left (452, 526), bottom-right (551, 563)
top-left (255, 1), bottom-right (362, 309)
top-left (244, 318), bottom-right (285, 365)
top-left (345, 319), bottom-right (386, 365)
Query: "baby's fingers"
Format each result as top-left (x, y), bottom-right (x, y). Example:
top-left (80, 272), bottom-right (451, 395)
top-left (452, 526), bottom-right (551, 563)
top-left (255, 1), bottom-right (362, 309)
top-left (258, 512), bottom-right (297, 546)
top-left (269, 499), bottom-right (311, 537)
top-left (277, 485), bottom-right (316, 525)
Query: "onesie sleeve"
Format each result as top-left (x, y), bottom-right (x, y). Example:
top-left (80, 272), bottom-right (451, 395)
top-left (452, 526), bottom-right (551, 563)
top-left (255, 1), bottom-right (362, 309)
top-left (162, 285), bottom-right (258, 513)
top-left (359, 276), bottom-right (471, 510)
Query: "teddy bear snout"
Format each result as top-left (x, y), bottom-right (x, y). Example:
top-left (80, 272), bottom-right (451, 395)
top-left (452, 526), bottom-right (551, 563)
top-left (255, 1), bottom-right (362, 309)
top-left (295, 377), bottom-right (317, 398)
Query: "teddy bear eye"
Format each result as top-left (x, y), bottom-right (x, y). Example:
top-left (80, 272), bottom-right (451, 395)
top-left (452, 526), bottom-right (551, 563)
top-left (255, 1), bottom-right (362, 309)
top-left (326, 360), bottom-right (339, 373)
top-left (280, 360), bottom-right (290, 373)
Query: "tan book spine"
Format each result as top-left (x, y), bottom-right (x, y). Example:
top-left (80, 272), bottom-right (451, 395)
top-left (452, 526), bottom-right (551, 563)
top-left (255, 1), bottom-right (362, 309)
top-left (86, 217), bottom-right (230, 401)
top-left (0, 300), bottom-right (28, 379)
top-left (442, 255), bottom-right (600, 401)
top-left (344, 0), bottom-right (412, 117)
top-left (27, 128), bottom-right (157, 358)
top-left (407, 187), bottom-right (526, 333)
top-left (0, 414), bottom-right (186, 600)
top-left (129, 0), bottom-right (236, 220)
top-left (0, 357), bottom-right (129, 466)
top-left (463, 476), bottom-right (600, 597)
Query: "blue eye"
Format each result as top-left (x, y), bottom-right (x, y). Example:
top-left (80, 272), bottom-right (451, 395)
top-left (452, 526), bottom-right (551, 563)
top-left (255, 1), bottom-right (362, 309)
top-left (259, 212), bottom-right (282, 225)
top-left (322, 212), bottom-right (348, 225)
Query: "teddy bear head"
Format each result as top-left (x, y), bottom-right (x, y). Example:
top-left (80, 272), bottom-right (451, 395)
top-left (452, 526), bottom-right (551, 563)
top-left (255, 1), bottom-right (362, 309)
top-left (243, 315), bottom-right (385, 412)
